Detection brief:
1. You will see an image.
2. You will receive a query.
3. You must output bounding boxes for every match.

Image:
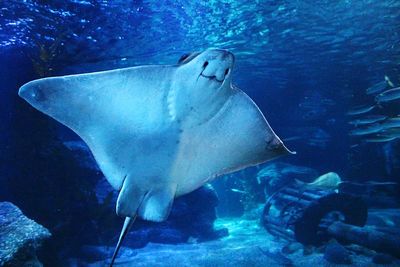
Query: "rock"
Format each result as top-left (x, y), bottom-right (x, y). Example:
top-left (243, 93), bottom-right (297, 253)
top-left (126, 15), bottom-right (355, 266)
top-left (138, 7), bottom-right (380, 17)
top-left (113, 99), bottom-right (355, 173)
top-left (157, 228), bottom-right (187, 243)
top-left (302, 245), bottom-right (315, 256)
top-left (62, 140), bottom-right (99, 171)
top-left (142, 227), bottom-right (188, 244)
top-left (0, 202), bottom-right (51, 266)
top-left (315, 245), bottom-right (325, 253)
top-left (282, 242), bottom-right (303, 254)
top-left (94, 176), bottom-right (117, 204)
top-left (78, 245), bottom-right (109, 262)
top-left (324, 242), bottom-right (352, 264)
top-left (372, 253), bottom-right (394, 265)
top-left (339, 181), bottom-right (400, 209)
top-left (170, 183), bottom-right (222, 240)
top-left (345, 243), bottom-right (376, 257)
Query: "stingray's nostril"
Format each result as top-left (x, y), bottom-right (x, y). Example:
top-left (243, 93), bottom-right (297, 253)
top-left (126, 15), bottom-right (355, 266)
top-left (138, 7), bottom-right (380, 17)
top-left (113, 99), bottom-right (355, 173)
top-left (203, 61), bottom-right (209, 68)
top-left (225, 68), bottom-right (229, 76)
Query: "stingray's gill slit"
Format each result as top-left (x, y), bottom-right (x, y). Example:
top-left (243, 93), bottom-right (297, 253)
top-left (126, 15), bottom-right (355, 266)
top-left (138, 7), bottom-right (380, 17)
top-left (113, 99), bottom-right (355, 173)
top-left (18, 48), bottom-right (293, 267)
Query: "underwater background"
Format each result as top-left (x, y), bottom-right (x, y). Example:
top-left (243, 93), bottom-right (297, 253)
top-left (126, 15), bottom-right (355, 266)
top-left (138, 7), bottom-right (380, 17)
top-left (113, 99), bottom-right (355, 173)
top-left (1, 0), bottom-right (400, 266)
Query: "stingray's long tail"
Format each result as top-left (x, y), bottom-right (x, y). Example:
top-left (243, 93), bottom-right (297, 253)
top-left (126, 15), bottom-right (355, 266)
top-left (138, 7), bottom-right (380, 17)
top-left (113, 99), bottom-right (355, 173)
top-left (109, 216), bottom-right (136, 267)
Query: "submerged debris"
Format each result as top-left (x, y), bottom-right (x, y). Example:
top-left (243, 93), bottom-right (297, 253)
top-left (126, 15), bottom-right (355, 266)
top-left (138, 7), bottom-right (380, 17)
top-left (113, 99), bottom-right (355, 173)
top-left (324, 242), bottom-right (352, 264)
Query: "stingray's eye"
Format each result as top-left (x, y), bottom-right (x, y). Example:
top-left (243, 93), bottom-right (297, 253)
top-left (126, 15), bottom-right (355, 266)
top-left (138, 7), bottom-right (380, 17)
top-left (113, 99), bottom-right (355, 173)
top-left (178, 53), bottom-right (191, 64)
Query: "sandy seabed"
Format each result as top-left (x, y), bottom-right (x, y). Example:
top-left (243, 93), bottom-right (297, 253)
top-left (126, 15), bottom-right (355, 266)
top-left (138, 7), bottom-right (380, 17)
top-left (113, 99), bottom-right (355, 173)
top-left (68, 215), bottom-right (400, 267)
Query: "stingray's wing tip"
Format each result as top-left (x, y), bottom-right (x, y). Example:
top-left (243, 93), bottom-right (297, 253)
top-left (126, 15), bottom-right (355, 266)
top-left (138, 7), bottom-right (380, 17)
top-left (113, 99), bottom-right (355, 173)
top-left (280, 141), bottom-right (296, 155)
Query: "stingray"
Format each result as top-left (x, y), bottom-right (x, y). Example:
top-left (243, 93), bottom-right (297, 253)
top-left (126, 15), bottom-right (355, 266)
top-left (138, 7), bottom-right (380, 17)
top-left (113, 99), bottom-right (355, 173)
top-left (18, 48), bottom-right (293, 265)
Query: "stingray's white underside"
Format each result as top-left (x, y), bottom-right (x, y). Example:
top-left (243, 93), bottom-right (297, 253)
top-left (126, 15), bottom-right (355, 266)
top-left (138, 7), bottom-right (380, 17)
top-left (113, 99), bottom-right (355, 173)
top-left (19, 49), bottom-right (291, 222)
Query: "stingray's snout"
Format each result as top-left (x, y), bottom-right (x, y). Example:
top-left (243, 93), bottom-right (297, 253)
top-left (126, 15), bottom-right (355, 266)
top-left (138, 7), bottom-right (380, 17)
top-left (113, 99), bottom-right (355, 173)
top-left (200, 49), bottom-right (234, 83)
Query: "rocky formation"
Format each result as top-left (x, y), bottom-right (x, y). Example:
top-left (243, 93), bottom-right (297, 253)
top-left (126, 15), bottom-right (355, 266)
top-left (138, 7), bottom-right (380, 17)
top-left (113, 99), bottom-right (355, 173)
top-left (0, 202), bottom-right (51, 266)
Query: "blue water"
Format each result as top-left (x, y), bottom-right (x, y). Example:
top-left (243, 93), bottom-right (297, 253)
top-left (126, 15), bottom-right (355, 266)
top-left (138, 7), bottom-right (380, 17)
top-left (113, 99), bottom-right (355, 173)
top-left (1, 1), bottom-right (400, 266)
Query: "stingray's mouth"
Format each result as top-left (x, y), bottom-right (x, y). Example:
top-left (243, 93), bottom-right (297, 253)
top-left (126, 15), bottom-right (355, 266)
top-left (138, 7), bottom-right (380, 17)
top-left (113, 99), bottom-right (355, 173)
top-left (199, 73), bottom-right (224, 83)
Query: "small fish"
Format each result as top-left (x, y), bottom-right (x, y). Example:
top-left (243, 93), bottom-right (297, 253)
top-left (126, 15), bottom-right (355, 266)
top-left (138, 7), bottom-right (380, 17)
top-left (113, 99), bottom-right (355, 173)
top-left (365, 136), bottom-right (397, 143)
top-left (230, 188), bottom-right (246, 194)
top-left (366, 80), bottom-right (387, 95)
top-left (381, 117), bottom-right (400, 129)
top-left (385, 75), bottom-right (394, 87)
top-left (381, 127), bottom-right (400, 134)
top-left (348, 115), bottom-right (387, 126)
top-left (376, 87), bottom-right (400, 103)
top-left (379, 128), bottom-right (400, 140)
top-left (347, 105), bottom-right (375, 116)
top-left (295, 172), bottom-right (342, 191)
top-left (349, 124), bottom-right (383, 136)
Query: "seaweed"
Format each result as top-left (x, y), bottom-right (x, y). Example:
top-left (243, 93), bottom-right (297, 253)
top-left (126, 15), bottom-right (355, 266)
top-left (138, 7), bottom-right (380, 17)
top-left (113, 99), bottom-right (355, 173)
top-left (26, 31), bottom-right (68, 77)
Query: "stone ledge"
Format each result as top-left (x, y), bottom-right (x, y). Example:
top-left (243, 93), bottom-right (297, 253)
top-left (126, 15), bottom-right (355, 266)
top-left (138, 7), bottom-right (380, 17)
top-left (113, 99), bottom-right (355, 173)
top-left (0, 202), bottom-right (51, 266)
